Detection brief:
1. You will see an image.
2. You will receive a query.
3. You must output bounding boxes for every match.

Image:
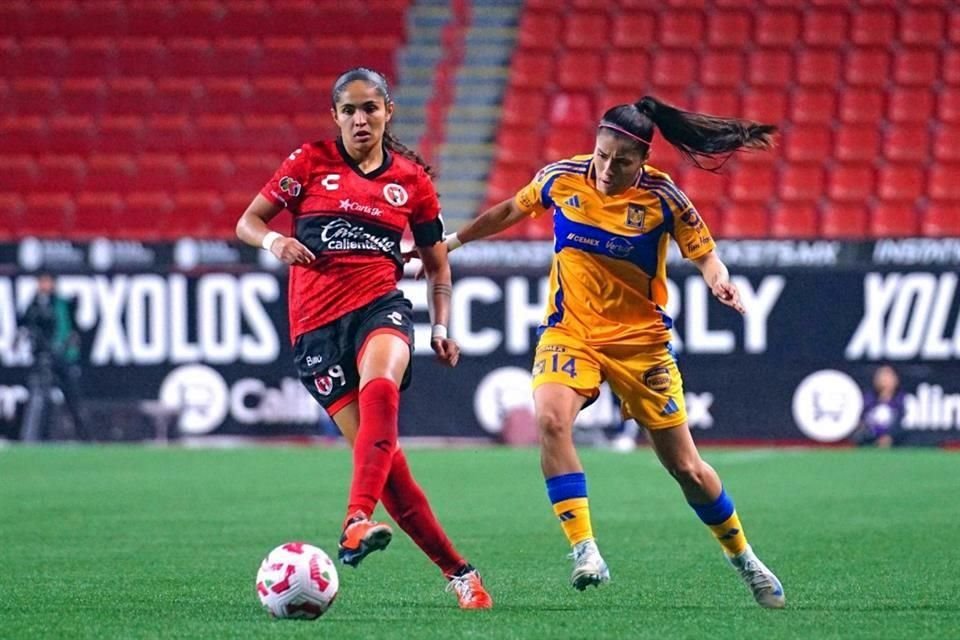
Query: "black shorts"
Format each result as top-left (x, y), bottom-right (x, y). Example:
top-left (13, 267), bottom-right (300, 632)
top-left (293, 290), bottom-right (414, 415)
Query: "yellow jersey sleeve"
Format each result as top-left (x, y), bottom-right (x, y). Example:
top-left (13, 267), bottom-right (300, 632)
top-left (515, 156), bottom-right (593, 218)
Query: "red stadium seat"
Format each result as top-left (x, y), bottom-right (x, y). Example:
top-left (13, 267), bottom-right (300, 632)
top-left (47, 115), bottom-right (96, 154)
top-left (721, 205), bottom-right (769, 238)
top-left (120, 193), bottom-right (176, 240)
top-left (783, 127), bottom-right (832, 163)
top-left (11, 78), bottom-right (59, 115)
top-left (250, 78), bottom-right (304, 115)
top-left (153, 78), bottom-right (203, 116)
top-left (115, 37), bottom-right (166, 76)
top-left (694, 90), bottom-right (740, 117)
top-left (241, 116), bottom-right (297, 156)
top-left (822, 205), bottom-right (869, 239)
top-left (97, 116), bottom-right (144, 154)
top-left (548, 93), bottom-right (594, 127)
top-left (803, 9), bottom-right (848, 47)
top-left (928, 165), bottom-right (960, 201)
top-left (730, 166), bottom-right (776, 203)
top-left (938, 88), bottom-right (960, 123)
top-left (888, 87), bottom-right (935, 123)
top-left (127, 3), bottom-right (178, 37)
top-left (1, 115), bottom-right (47, 153)
top-left (660, 11), bottom-right (704, 47)
top-left (0, 39), bottom-right (18, 78)
top-left (106, 77), bottom-right (155, 114)
top-left (951, 10), bottom-right (960, 44)
top-left (748, 49), bottom-right (793, 88)
top-left (260, 37), bottom-right (315, 77)
top-left (829, 165), bottom-right (875, 202)
top-left (24, 194), bottom-right (74, 237)
top-left (708, 11), bottom-right (752, 48)
top-left (144, 115), bottom-right (194, 153)
top-left (500, 89), bottom-right (548, 128)
top-left (201, 78), bottom-right (252, 115)
top-left (851, 9), bottom-right (896, 45)
top-left (72, 192), bottom-right (123, 238)
top-left (779, 165), bottom-right (824, 202)
top-left (509, 51), bottom-right (554, 90)
top-left (877, 165), bottom-right (925, 202)
top-left (870, 203), bottom-right (919, 237)
top-left (680, 169), bottom-right (726, 208)
top-left (60, 77), bottom-right (107, 114)
top-left (544, 126), bottom-right (594, 160)
top-left (790, 89), bottom-right (836, 124)
top-left (754, 10), bottom-right (800, 47)
top-left (563, 12), bottom-right (608, 50)
top-left (895, 48), bottom-right (940, 86)
top-left (182, 154), bottom-right (234, 192)
top-left (517, 12), bottom-right (562, 50)
top-left (67, 38), bottom-right (117, 77)
top-left (557, 51), bottom-right (602, 91)
top-left (652, 50), bottom-right (697, 88)
top-left (604, 51), bottom-right (650, 90)
top-left (168, 38), bottom-right (214, 76)
top-left (18, 38), bottom-right (69, 77)
top-left (137, 154), bottom-right (185, 191)
top-left (36, 155), bottom-right (85, 192)
top-left (612, 13), bottom-right (656, 48)
top-left (0, 156), bottom-right (37, 191)
top-left (845, 49), bottom-right (890, 87)
top-left (195, 115), bottom-right (244, 153)
top-left (265, 1), bottom-right (319, 35)
top-left (922, 204), bottom-right (960, 236)
top-left (742, 89), bottom-right (788, 124)
top-left (495, 126), bottom-right (542, 167)
top-left (770, 203), bottom-right (819, 238)
top-left (0, 194), bottom-right (26, 240)
top-left (171, 2), bottom-right (224, 38)
top-left (487, 161), bottom-right (535, 204)
top-left (219, 0), bottom-right (269, 36)
top-left (172, 190), bottom-right (222, 235)
top-left (900, 9), bottom-right (946, 46)
top-left (933, 126), bottom-right (960, 162)
top-left (795, 50), bottom-right (841, 87)
top-left (700, 52), bottom-right (744, 88)
top-left (597, 87), bottom-right (643, 112)
top-left (946, 50), bottom-right (960, 85)
top-left (211, 38), bottom-right (262, 77)
top-left (834, 125), bottom-right (881, 163)
top-left (839, 88), bottom-right (885, 124)
top-left (84, 154), bottom-right (137, 191)
top-left (883, 125), bottom-right (930, 163)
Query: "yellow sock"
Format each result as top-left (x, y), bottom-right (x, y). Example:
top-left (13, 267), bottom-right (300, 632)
top-left (708, 511), bottom-right (748, 556)
top-left (553, 497), bottom-right (594, 546)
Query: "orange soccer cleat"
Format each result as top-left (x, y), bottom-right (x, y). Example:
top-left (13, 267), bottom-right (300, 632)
top-left (338, 513), bottom-right (393, 567)
top-left (445, 567), bottom-right (493, 610)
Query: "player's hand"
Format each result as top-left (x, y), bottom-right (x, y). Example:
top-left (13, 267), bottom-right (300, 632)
top-left (401, 248), bottom-right (427, 280)
top-left (431, 337), bottom-right (460, 367)
top-left (711, 279), bottom-right (745, 314)
top-left (271, 237), bottom-right (315, 265)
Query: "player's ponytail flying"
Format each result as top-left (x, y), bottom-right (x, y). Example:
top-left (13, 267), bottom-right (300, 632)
top-left (332, 67), bottom-right (435, 178)
top-left (600, 96), bottom-right (778, 172)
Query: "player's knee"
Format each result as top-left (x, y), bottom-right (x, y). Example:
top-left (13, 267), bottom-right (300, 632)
top-left (666, 459), bottom-right (707, 489)
top-left (536, 410), bottom-right (572, 441)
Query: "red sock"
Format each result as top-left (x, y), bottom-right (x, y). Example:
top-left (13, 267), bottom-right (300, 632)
top-left (346, 378), bottom-right (399, 520)
top-left (381, 449), bottom-right (466, 577)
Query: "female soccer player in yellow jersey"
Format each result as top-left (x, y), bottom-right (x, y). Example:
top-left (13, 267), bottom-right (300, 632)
top-left (442, 96), bottom-right (785, 608)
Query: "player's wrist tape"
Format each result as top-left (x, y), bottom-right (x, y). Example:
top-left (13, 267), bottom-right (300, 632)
top-left (444, 232), bottom-right (462, 252)
top-left (431, 324), bottom-right (448, 340)
top-left (261, 231), bottom-right (283, 251)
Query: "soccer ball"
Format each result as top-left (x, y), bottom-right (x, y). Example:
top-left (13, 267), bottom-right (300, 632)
top-left (256, 542), bottom-right (339, 619)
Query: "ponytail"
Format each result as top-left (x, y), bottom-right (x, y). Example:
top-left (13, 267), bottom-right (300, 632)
top-left (384, 127), bottom-right (436, 178)
top-left (601, 96), bottom-right (778, 172)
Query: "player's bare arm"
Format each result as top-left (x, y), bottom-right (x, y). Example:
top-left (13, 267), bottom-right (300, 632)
top-left (693, 250), bottom-right (745, 315)
top-left (455, 197), bottom-right (528, 245)
top-left (419, 241), bottom-right (460, 367)
top-left (236, 194), bottom-right (316, 265)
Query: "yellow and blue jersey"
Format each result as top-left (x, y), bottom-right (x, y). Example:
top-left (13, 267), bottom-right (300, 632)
top-left (514, 154), bottom-right (715, 347)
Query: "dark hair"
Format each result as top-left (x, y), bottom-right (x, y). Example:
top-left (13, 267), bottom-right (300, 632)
top-left (599, 95), bottom-right (778, 172)
top-left (331, 67), bottom-right (435, 177)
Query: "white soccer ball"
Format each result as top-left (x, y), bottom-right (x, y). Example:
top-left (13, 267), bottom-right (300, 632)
top-left (256, 542), bottom-right (339, 619)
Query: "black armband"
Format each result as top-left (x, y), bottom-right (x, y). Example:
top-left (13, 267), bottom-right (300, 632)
top-left (412, 218), bottom-right (444, 247)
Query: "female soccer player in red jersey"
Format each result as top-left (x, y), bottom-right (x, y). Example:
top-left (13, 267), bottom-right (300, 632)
top-left (236, 67), bottom-right (491, 609)
top-left (426, 96), bottom-right (785, 608)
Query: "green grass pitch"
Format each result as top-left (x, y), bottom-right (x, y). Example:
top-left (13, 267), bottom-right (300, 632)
top-left (1, 445), bottom-right (957, 639)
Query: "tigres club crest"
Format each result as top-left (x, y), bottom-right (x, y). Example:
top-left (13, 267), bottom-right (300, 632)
top-left (626, 203), bottom-right (646, 231)
top-left (383, 183), bottom-right (409, 206)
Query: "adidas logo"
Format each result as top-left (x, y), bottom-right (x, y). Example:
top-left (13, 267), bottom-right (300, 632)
top-left (660, 398), bottom-right (680, 416)
top-left (564, 195), bottom-right (581, 209)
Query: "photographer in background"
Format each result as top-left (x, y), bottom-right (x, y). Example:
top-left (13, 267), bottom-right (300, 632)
top-left (19, 273), bottom-right (88, 442)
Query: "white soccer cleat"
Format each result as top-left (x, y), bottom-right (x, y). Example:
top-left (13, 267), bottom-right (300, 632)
top-left (570, 539), bottom-right (611, 591)
top-left (727, 545), bottom-right (785, 609)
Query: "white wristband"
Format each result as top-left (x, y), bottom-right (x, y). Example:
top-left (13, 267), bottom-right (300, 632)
top-left (431, 324), bottom-right (448, 340)
top-left (444, 232), bottom-right (462, 252)
top-left (261, 231), bottom-right (283, 251)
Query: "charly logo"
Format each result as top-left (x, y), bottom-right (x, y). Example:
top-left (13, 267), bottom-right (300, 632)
top-left (792, 369), bottom-right (864, 442)
top-left (339, 198), bottom-right (382, 216)
top-left (383, 183), bottom-right (408, 206)
top-left (320, 218), bottom-right (395, 253)
top-left (279, 176), bottom-right (301, 197)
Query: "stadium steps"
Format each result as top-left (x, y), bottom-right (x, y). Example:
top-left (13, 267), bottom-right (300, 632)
top-left (435, 0), bottom-right (523, 226)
